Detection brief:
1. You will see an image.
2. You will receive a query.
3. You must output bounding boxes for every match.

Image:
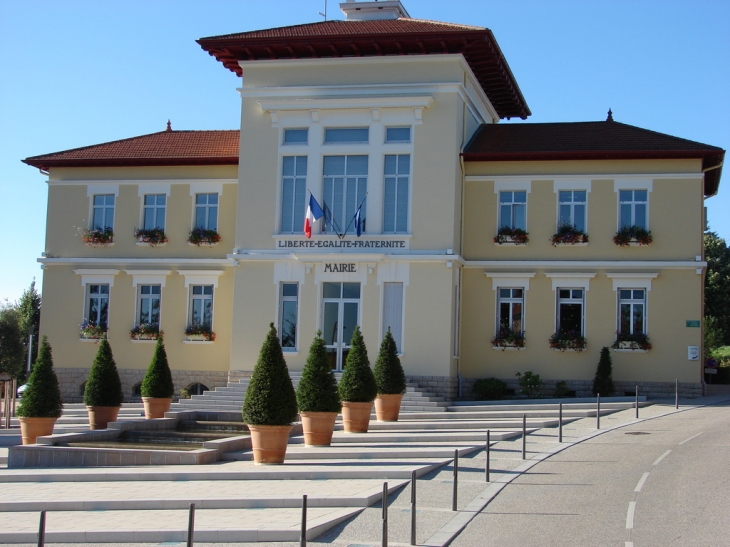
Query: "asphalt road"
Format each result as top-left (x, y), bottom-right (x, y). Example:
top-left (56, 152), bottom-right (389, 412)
top-left (451, 401), bottom-right (730, 547)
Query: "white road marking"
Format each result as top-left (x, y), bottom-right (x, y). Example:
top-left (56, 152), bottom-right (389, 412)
top-left (626, 543), bottom-right (634, 547)
top-left (679, 432), bottom-right (703, 445)
top-left (634, 472), bottom-right (650, 492)
top-left (626, 501), bottom-right (636, 529)
top-left (653, 450), bottom-right (672, 466)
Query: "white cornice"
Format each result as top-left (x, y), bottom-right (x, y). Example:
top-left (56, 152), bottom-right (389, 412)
top-left (227, 251), bottom-right (461, 264)
top-left (47, 179), bottom-right (238, 186)
top-left (466, 173), bottom-right (704, 183)
top-left (40, 258), bottom-right (237, 267)
top-left (463, 260), bottom-right (706, 270)
top-left (258, 96), bottom-right (434, 112)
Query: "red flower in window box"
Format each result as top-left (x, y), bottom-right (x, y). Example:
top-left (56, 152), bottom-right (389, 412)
top-left (613, 226), bottom-right (653, 247)
top-left (494, 227), bottom-right (529, 245)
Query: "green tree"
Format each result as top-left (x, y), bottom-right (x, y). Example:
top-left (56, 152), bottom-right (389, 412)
top-left (17, 279), bottom-right (41, 371)
top-left (0, 307), bottom-right (24, 378)
top-left (16, 336), bottom-right (63, 418)
top-left (338, 326), bottom-right (377, 403)
top-left (242, 324), bottom-right (298, 425)
top-left (373, 328), bottom-right (406, 395)
top-left (296, 331), bottom-right (341, 413)
top-left (704, 231), bottom-right (730, 344)
top-left (141, 335), bottom-right (174, 398)
top-left (592, 347), bottom-right (615, 397)
top-left (84, 339), bottom-right (124, 407)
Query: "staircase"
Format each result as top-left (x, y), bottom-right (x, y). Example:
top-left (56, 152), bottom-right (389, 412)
top-left (176, 373), bottom-right (450, 413)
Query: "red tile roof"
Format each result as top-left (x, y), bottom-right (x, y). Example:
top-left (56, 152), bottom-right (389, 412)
top-left (463, 120), bottom-right (725, 196)
top-left (23, 130), bottom-right (240, 170)
top-left (197, 19), bottom-right (530, 120)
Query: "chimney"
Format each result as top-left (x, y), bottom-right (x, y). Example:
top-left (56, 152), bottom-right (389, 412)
top-left (339, 0), bottom-right (410, 21)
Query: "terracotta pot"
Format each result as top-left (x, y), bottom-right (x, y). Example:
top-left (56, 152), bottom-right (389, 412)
top-left (375, 393), bottom-right (404, 422)
top-left (341, 401), bottom-right (373, 433)
top-left (247, 424), bottom-right (293, 464)
top-left (86, 406), bottom-right (121, 430)
top-left (300, 411), bottom-right (338, 446)
top-left (142, 397), bottom-right (172, 419)
top-left (18, 417), bottom-right (57, 445)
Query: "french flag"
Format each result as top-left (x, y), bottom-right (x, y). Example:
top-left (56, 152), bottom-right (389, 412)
top-left (304, 194), bottom-right (324, 238)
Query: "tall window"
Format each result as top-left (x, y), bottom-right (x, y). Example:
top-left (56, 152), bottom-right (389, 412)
top-left (92, 195), bottom-right (115, 230)
top-left (279, 283), bottom-right (298, 351)
top-left (195, 194), bottom-right (218, 231)
top-left (87, 284), bottom-right (109, 328)
top-left (499, 191), bottom-right (526, 230)
top-left (383, 155), bottom-right (410, 233)
top-left (382, 282), bottom-right (403, 352)
top-left (619, 190), bottom-right (648, 229)
top-left (497, 288), bottom-right (523, 334)
top-left (557, 289), bottom-right (584, 335)
top-left (558, 190), bottom-right (586, 231)
top-left (619, 289), bottom-right (645, 335)
top-left (138, 285), bottom-right (161, 326)
top-left (281, 157), bottom-right (307, 233)
top-left (189, 285), bottom-right (213, 328)
top-left (323, 155), bottom-right (367, 234)
top-left (143, 195), bottom-right (166, 230)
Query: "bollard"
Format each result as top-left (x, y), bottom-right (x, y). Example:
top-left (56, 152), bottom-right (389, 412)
top-left (37, 510), bottom-right (46, 547)
top-left (558, 403), bottom-right (563, 443)
top-left (596, 394), bottom-right (600, 430)
top-left (635, 386), bottom-right (639, 419)
top-left (410, 470), bottom-right (416, 545)
top-left (382, 482), bottom-right (388, 547)
top-left (522, 415), bottom-right (527, 458)
top-left (675, 379), bottom-right (679, 409)
top-left (300, 495), bottom-right (307, 547)
top-left (452, 449), bottom-right (459, 511)
top-left (485, 430), bottom-right (490, 482)
top-left (187, 503), bottom-right (195, 547)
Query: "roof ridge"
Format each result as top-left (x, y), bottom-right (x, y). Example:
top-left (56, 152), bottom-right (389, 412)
top-left (398, 17), bottom-right (485, 30)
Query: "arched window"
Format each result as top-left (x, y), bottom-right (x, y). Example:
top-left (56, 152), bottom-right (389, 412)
top-left (79, 381), bottom-right (87, 397)
top-left (186, 383), bottom-right (209, 396)
top-left (132, 382), bottom-right (143, 397)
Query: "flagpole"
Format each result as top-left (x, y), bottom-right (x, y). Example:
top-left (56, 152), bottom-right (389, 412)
top-left (341, 194), bottom-right (367, 237)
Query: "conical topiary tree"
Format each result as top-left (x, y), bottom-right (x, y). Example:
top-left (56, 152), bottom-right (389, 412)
top-left (84, 339), bottom-right (123, 407)
top-left (297, 331), bottom-right (341, 413)
top-left (16, 336), bottom-right (63, 418)
top-left (242, 324), bottom-right (298, 426)
top-left (374, 328), bottom-right (406, 396)
top-left (338, 326), bottom-right (377, 403)
top-left (593, 347), bottom-right (615, 396)
top-left (141, 335), bottom-right (174, 398)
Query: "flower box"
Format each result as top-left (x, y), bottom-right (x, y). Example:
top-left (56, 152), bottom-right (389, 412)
top-left (549, 331), bottom-right (587, 352)
top-left (491, 329), bottom-right (526, 350)
top-left (134, 228), bottom-right (168, 246)
top-left (494, 227), bottom-right (529, 245)
top-left (611, 333), bottom-right (651, 351)
top-left (184, 325), bottom-right (216, 342)
top-left (188, 228), bottom-right (221, 246)
top-left (130, 324), bottom-right (161, 340)
top-left (613, 226), bottom-right (653, 247)
top-left (80, 323), bottom-right (107, 340)
top-left (81, 228), bottom-right (114, 246)
top-left (551, 225), bottom-right (589, 246)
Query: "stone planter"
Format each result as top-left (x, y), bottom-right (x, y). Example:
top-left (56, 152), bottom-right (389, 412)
top-left (341, 401), bottom-right (373, 433)
top-left (300, 411), bottom-right (338, 446)
top-left (86, 406), bottom-right (121, 430)
top-left (142, 397), bottom-right (172, 419)
top-left (374, 393), bottom-right (404, 422)
top-left (18, 417), bottom-right (57, 445)
top-left (247, 424), bottom-right (293, 464)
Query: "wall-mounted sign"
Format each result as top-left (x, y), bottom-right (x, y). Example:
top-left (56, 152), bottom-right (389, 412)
top-left (324, 263), bottom-right (357, 273)
top-left (278, 239), bottom-right (407, 249)
top-left (686, 320), bottom-right (701, 328)
top-left (688, 346), bottom-right (700, 361)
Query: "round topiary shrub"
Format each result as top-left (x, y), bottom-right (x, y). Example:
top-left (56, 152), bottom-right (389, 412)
top-left (374, 328), bottom-right (406, 396)
top-left (141, 335), bottom-right (174, 398)
top-left (296, 331), bottom-right (341, 413)
top-left (84, 339), bottom-right (123, 407)
top-left (16, 336), bottom-right (63, 418)
top-left (242, 324), bottom-right (298, 426)
top-left (338, 326), bottom-right (377, 403)
top-left (472, 377), bottom-right (507, 400)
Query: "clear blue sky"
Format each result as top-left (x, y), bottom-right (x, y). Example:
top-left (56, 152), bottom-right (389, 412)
top-left (1, 0), bottom-right (728, 304)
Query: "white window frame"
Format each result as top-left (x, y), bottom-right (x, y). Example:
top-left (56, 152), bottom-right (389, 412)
top-left (75, 269), bottom-right (119, 336)
top-left (86, 283), bottom-right (110, 329)
top-left (193, 193), bottom-right (219, 231)
top-left (617, 288), bottom-right (647, 336)
top-left (189, 183), bottom-right (223, 232)
top-left (141, 194), bottom-right (167, 231)
top-left (180, 271), bottom-right (224, 338)
top-left (557, 190), bottom-right (587, 232)
top-left (615, 180), bottom-right (652, 230)
top-left (606, 273), bottom-right (656, 340)
top-left (283, 128), bottom-right (308, 145)
top-left (279, 282), bottom-right (299, 352)
top-left (385, 126), bottom-right (411, 143)
top-left (494, 181), bottom-right (531, 233)
top-left (280, 156), bottom-right (308, 234)
top-left (324, 127), bottom-right (370, 144)
top-left (322, 154), bottom-right (369, 235)
top-left (189, 285), bottom-right (214, 329)
top-left (136, 284), bottom-right (162, 327)
top-left (383, 154), bottom-right (410, 234)
top-left (556, 288), bottom-right (585, 336)
top-left (91, 194), bottom-right (115, 231)
top-left (545, 273), bottom-right (595, 337)
top-left (496, 287), bottom-right (525, 336)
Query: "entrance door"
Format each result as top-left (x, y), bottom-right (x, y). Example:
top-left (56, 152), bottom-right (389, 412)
top-left (322, 282), bottom-right (361, 370)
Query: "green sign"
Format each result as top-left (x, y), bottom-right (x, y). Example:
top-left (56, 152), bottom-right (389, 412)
top-left (686, 320), bottom-right (701, 328)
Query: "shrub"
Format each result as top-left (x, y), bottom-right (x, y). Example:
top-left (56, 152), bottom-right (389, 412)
top-left (179, 387), bottom-right (191, 400)
top-left (83, 339), bottom-right (123, 407)
top-left (141, 335), bottom-right (174, 398)
top-left (242, 324), bottom-right (298, 425)
top-left (374, 328), bottom-right (406, 396)
top-left (296, 331), bottom-right (341, 413)
top-left (593, 347), bottom-right (615, 396)
top-left (553, 381), bottom-right (571, 398)
top-left (516, 370), bottom-right (542, 398)
top-left (338, 326), bottom-right (377, 403)
top-left (472, 378), bottom-right (507, 400)
top-left (16, 336), bottom-right (63, 418)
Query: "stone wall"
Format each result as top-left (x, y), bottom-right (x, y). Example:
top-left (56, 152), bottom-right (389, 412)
top-left (406, 375), bottom-right (459, 400)
top-left (228, 370), bottom-right (253, 383)
top-left (58, 368), bottom-right (229, 403)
